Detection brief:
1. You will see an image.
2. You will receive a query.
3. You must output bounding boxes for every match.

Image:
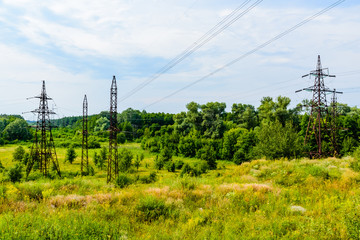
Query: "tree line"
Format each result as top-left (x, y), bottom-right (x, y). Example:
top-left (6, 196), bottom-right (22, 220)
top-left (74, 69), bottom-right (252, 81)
top-left (1, 96), bottom-right (360, 165)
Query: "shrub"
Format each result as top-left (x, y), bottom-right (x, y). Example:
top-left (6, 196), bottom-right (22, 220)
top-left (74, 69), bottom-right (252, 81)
top-left (136, 196), bottom-right (168, 222)
top-left (118, 148), bottom-right (133, 172)
top-left (0, 160), bottom-right (5, 172)
top-left (13, 146), bottom-right (25, 162)
top-left (117, 132), bottom-right (126, 144)
top-left (88, 138), bottom-right (101, 149)
top-left (140, 171), bottom-right (157, 184)
top-left (198, 144), bottom-right (217, 170)
top-left (175, 160), bottom-right (184, 170)
top-left (166, 161), bottom-right (176, 172)
top-left (180, 163), bottom-right (201, 177)
top-left (351, 146), bottom-right (360, 172)
top-left (65, 146), bottom-right (77, 164)
top-left (115, 174), bottom-right (132, 188)
top-left (8, 164), bottom-right (23, 183)
top-left (154, 156), bottom-right (164, 170)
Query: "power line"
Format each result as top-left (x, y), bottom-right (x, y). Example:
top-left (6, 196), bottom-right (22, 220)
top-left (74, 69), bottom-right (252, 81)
top-left (118, 0), bottom-right (262, 103)
top-left (143, 0), bottom-right (345, 110)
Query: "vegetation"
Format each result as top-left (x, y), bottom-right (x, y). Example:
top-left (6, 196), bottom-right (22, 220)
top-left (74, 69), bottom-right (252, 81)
top-left (0, 97), bottom-right (360, 238)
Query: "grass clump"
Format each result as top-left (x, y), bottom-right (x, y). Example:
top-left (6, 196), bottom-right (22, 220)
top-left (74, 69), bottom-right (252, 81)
top-left (115, 173), bottom-right (132, 188)
top-left (136, 196), bottom-right (169, 222)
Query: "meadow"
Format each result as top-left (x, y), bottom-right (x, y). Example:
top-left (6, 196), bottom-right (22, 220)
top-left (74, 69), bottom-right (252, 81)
top-left (0, 143), bottom-right (360, 239)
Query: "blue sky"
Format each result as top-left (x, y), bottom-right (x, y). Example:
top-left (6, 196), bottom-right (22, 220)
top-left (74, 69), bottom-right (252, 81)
top-left (0, 0), bottom-right (359, 120)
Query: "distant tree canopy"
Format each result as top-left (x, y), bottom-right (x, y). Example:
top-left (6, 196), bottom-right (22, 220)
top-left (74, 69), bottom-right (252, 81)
top-left (3, 95), bottom-right (360, 163)
top-left (2, 118), bottom-right (32, 141)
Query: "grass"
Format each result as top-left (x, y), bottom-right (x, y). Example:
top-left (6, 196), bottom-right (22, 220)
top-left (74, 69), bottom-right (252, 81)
top-left (0, 143), bottom-right (360, 239)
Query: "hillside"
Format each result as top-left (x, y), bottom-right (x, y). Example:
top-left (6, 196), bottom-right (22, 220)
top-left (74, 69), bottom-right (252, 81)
top-left (0, 143), bottom-right (359, 239)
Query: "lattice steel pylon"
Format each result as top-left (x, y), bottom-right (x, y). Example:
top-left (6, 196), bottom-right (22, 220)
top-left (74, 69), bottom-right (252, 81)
top-left (296, 55), bottom-right (342, 158)
top-left (26, 81), bottom-right (61, 177)
top-left (107, 76), bottom-right (118, 183)
top-left (81, 94), bottom-right (89, 175)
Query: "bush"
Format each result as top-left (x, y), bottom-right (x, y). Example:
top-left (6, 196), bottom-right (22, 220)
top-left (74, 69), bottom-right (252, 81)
top-left (198, 144), bottom-right (217, 170)
top-left (118, 148), bottom-right (133, 172)
top-left (65, 146), bottom-right (77, 164)
top-left (13, 146), bottom-right (25, 162)
top-left (8, 164), bottom-right (23, 183)
top-left (140, 171), bottom-right (157, 184)
top-left (88, 138), bottom-right (101, 149)
top-left (154, 156), bottom-right (164, 170)
top-left (180, 163), bottom-right (201, 177)
top-left (351, 147), bottom-right (360, 172)
top-left (0, 160), bottom-right (5, 172)
top-left (166, 161), bottom-right (176, 172)
top-left (175, 160), bottom-right (184, 170)
top-left (117, 132), bottom-right (126, 144)
top-left (116, 174), bottom-right (132, 188)
top-left (136, 196), bottom-right (168, 222)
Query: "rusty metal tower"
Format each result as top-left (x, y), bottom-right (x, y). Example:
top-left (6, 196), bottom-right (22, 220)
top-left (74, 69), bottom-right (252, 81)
top-left (107, 76), bottom-right (118, 183)
top-left (330, 89), bottom-right (342, 156)
top-left (81, 94), bottom-right (89, 175)
top-left (26, 81), bottom-right (61, 177)
top-left (296, 55), bottom-right (342, 158)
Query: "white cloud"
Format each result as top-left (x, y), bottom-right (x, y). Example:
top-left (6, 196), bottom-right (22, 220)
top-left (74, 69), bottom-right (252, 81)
top-left (0, 1), bottom-right (359, 115)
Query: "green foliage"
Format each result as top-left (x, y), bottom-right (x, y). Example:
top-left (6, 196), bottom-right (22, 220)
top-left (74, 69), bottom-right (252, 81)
top-left (93, 152), bottom-right (99, 166)
top-left (7, 163), bottom-right (23, 183)
top-left (118, 148), bottom-right (133, 172)
top-left (341, 136), bottom-right (358, 156)
top-left (166, 161), bottom-right (176, 172)
top-left (117, 132), bottom-right (126, 144)
top-left (139, 171), bottom-right (157, 184)
top-left (254, 121), bottom-right (303, 160)
top-left (198, 144), bottom-right (217, 170)
top-left (98, 146), bottom-right (107, 169)
top-left (136, 196), bottom-right (169, 222)
top-left (154, 156), bottom-right (164, 170)
top-left (180, 163), bottom-right (201, 177)
top-left (345, 206), bottom-right (360, 240)
top-left (178, 136), bottom-right (197, 157)
top-left (116, 173), bottom-right (132, 188)
top-left (88, 137), bottom-right (101, 149)
top-left (12, 146), bottom-right (25, 162)
top-left (3, 119), bottom-right (32, 141)
top-left (175, 160), bottom-right (184, 170)
top-left (351, 146), bottom-right (360, 172)
top-left (0, 160), bottom-right (5, 172)
top-left (65, 146), bottom-right (77, 164)
top-left (134, 155), bottom-right (141, 171)
top-left (94, 117), bottom-right (110, 132)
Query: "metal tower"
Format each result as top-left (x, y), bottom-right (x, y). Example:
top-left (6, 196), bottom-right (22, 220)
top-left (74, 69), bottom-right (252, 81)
top-left (296, 55), bottom-right (342, 158)
top-left (81, 94), bottom-right (89, 175)
top-left (107, 76), bottom-right (118, 183)
top-left (26, 81), bottom-right (61, 177)
top-left (330, 89), bottom-right (342, 156)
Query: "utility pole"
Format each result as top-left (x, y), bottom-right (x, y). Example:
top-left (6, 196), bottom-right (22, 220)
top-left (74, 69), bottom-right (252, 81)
top-left (107, 76), bottom-right (118, 183)
top-left (81, 94), bottom-right (89, 175)
top-left (296, 55), bottom-right (342, 158)
top-left (26, 81), bottom-right (61, 177)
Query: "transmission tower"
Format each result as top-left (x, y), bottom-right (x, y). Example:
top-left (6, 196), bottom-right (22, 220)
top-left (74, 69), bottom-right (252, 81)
top-left (296, 55), bottom-right (342, 158)
top-left (107, 76), bottom-right (118, 183)
top-left (330, 89), bottom-right (342, 156)
top-left (26, 81), bottom-right (61, 177)
top-left (81, 94), bottom-right (89, 175)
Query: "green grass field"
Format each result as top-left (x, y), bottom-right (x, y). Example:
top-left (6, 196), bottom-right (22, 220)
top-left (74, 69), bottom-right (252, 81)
top-left (0, 143), bottom-right (360, 239)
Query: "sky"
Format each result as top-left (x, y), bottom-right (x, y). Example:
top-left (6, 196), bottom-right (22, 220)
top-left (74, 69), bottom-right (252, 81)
top-left (0, 0), bottom-right (359, 120)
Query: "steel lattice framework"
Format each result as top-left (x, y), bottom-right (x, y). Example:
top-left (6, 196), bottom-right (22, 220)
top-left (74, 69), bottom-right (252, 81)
top-left (107, 76), bottom-right (118, 183)
top-left (296, 55), bottom-right (342, 158)
top-left (81, 94), bottom-right (89, 175)
top-left (26, 81), bottom-right (61, 177)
